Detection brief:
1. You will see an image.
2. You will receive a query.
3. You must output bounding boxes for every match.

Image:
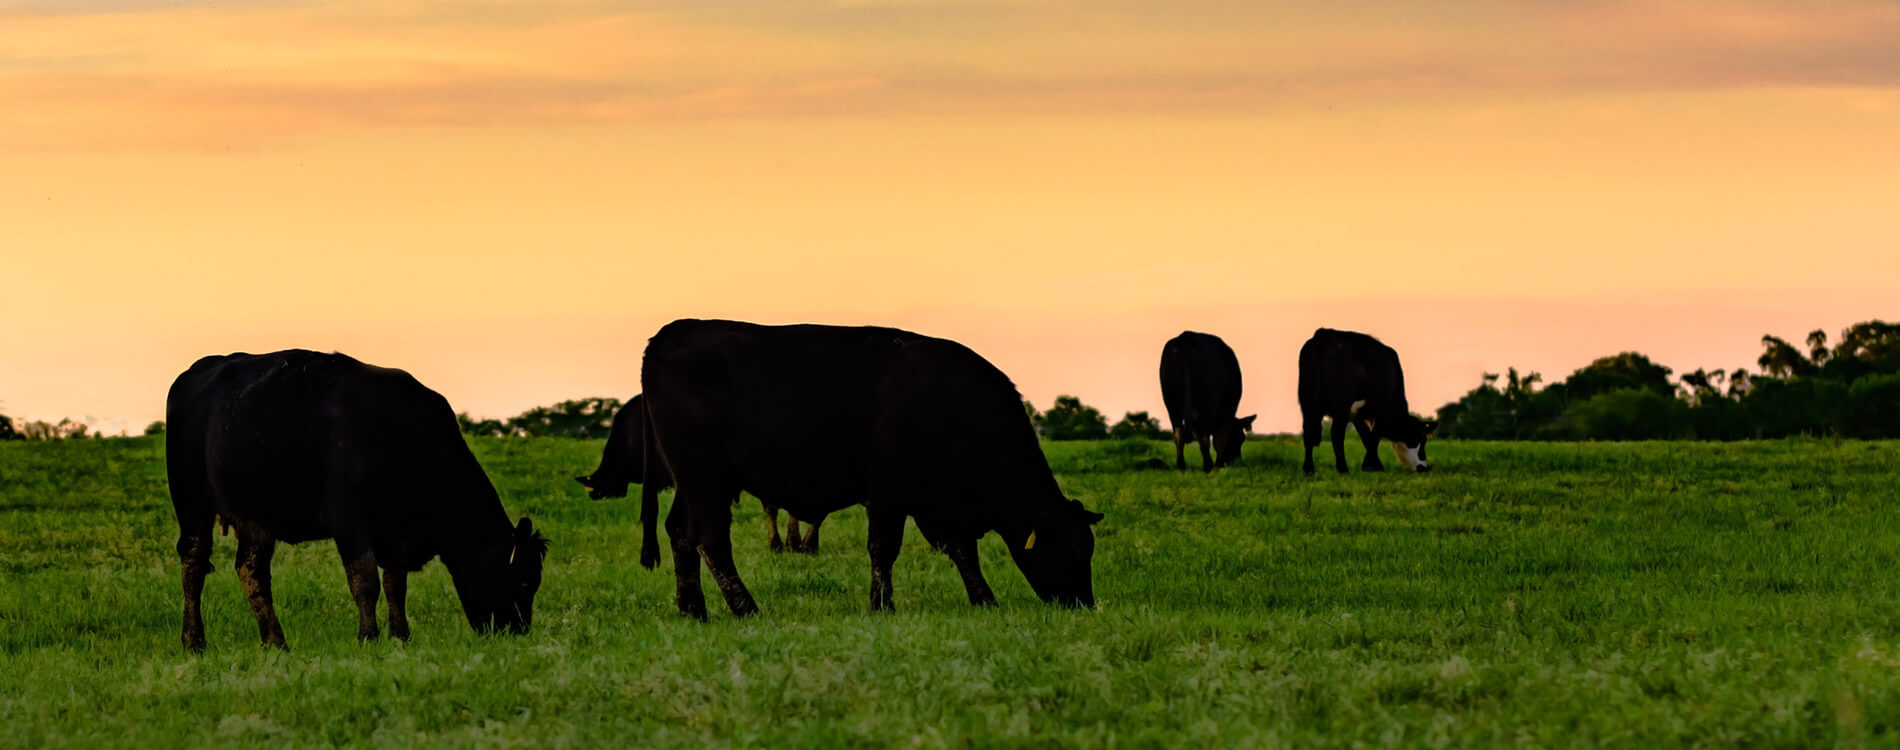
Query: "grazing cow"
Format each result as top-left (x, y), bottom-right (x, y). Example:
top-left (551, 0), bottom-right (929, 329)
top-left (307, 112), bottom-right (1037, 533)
top-left (641, 319), bottom-right (1104, 619)
top-left (1298, 328), bottom-right (1437, 474)
top-left (576, 394), bottom-right (826, 566)
top-left (1159, 331), bottom-right (1256, 472)
top-left (166, 350), bottom-right (548, 652)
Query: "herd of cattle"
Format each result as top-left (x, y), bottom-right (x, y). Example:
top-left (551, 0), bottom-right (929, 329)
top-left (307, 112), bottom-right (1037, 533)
top-left (163, 319), bottom-right (1434, 651)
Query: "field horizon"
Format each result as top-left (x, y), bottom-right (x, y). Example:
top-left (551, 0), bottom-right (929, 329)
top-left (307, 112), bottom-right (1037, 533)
top-left (4, 435), bottom-right (1898, 747)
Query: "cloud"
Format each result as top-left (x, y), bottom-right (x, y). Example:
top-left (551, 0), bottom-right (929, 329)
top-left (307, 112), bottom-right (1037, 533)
top-left (4, 0), bottom-right (1900, 149)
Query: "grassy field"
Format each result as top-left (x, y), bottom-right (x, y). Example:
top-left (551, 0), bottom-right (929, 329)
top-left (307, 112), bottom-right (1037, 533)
top-left (3, 435), bottom-right (1899, 747)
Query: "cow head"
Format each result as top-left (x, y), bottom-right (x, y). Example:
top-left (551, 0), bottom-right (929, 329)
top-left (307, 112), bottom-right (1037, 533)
top-left (1213, 414), bottom-right (1257, 466)
top-left (1009, 499), bottom-right (1105, 608)
top-left (1377, 415), bottom-right (1438, 473)
top-left (469, 517), bottom-right (549, 635)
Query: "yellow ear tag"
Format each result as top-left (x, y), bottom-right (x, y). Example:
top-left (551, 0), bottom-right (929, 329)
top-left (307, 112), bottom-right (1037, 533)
top-left (1024, 530), bottom-right (1037, 550)
top-left (508, 547), bottom-right (516, 565)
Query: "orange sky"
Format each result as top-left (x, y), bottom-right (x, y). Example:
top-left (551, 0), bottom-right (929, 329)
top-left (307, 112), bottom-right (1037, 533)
top-left (3, 0), bottom-right (1897, 434)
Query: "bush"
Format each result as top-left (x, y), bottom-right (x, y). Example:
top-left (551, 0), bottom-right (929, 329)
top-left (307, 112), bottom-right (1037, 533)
top-left (1841, 373), bottom-right (1900, 439)
top-left (1741, 377), bottom-right (1848, 438)
top-left (1554, 388), bottom-right (1691, 441)
top-left (1686, 398), bottom-right (1750, 441)
top-left (1109, 411), bottom-right (1166, 440)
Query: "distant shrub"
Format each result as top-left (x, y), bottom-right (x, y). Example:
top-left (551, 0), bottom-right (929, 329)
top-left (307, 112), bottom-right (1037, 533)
top-left (1841, 374), bottom-right (1900, 439)
top-left (143, 421), bottom-right (166, 437)
top-left (1109, 411), bottom-right (1166, 440)
top-left (1555, 388), bottom-right (1691, 441)
top-left (1741, 377), bottom-right (1848, 438)
top-left (1039, 395), bottom-right (1109, 441)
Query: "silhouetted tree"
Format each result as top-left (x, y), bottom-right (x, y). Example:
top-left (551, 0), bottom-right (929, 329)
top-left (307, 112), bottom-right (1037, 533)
top-left (143, 421), bottom-right (166, 437)
top-left (1563, 352), bottom-right (1675, 400)
top-left (507, 397), bottom-right (622, 439)
top-left (1757, 335), bottom-right (1814, 379)
top-left (1038, 395), bottom-right (1109, 441)
top-left (456, 412), bottom-right (512, 438)
top-left (17, 418), bottom-right (92, 440)
top-left (0, 413), bottom-right (16, 441)
top-left (1109, 411), bottom-right (1165, 440)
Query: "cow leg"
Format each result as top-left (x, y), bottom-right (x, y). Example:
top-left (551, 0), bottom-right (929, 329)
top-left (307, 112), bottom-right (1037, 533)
top-left (866, 504), bottom-right (906, 612)
top-left (1302, 413), bottom-right (1323, 475)
top-left (383, 569), bottom-right (410, 642)
top-left (786, 516), bottom-right (805, 551)
top-left (762, 502), bottom-right (785, 553)
top-left (176, 515), bottom-right (215, 653)
top-left (1172, 429), bottom-right (1189, 472)
top-left (1329, 416), bottom-right (1351, 474)
top-left (693, 497), bottom-right (759, 617)
top-left (798, 517), bottom-right (823, 555)
top-left (947, 538), bottom-right (996, 606)
top-left (1197, 434), bottom-right (1215, 473)
top-left (1355, 419), bottom-right (1386, 471)
top-left (665, 497), bottom-right (708, 620)
top-left (234, 528), bottom-right (288, 650)
top-left (336, 541), bottom-right (380, 642)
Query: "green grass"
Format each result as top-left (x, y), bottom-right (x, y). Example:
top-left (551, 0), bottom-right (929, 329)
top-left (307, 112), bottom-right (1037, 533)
top-left (4, 436), bottom-right (1900, 747)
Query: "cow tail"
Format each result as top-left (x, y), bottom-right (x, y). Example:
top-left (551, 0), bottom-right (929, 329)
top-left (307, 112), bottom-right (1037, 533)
top-left (637, 401), bottom-right (663, 571)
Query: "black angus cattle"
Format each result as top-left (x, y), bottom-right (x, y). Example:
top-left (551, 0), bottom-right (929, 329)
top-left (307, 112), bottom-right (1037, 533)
top-left (1298, 328), bottom-right (1438, 474)
top-left (165, 350), bottom-right (548, 652)
top-left (1159, 331), bottom-right (1256, 472)
top-left (576, 394), bottom-right (827, 567)
top-left (641, 319), bottom-right (1103, 619)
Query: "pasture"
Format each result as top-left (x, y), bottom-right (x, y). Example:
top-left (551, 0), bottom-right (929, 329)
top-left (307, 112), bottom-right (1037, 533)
top-left (3, 436), bottom-right (1898, 747)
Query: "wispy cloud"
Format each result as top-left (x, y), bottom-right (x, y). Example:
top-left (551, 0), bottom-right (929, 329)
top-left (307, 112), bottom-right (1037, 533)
top-left (4, 0), bottom-right (1899, 148)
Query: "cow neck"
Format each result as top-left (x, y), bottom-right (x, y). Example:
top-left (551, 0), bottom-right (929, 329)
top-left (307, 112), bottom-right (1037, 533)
top-left (435, 468), bottom-right (514, 580)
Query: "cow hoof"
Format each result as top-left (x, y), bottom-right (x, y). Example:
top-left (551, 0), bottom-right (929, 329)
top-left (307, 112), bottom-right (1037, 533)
top-left (1362, 463), bottom-right (1385, 472)
top-left (768, 538), bottom-right (785, 553)
top-left (183, 634), bottom-right (206, 654)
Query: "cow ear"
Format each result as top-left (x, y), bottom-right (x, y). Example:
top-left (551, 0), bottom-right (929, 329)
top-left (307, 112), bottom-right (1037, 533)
top-left (1084, 510), bottom-right (1105, 525)
top-left (574, 475), bottom-right (594, 488)
top-left (515, 517), bottom-right (534, 540)
top-left (1237, 415), bottom-right (1257, 431)
top-left (1423, 420), bottom-right (1439, 436)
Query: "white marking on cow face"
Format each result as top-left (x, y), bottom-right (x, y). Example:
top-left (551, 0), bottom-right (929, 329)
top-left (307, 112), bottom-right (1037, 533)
top-left (1391, 441), bottom-right (1428, 472)
top-left (1349, 400), bottom-right (1367, 417)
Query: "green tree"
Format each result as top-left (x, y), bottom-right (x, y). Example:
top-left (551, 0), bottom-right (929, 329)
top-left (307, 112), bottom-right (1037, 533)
top-left (1038, 395), bottom-right (1108, 441)
top-left (143, 421), bottom-right (166, 437)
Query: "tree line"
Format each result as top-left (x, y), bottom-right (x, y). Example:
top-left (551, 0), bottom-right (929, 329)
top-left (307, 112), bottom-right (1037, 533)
top-left (1434, 320), bottom-right (1900, 440)
top-left (6, 320), bottom-right (1893, 443)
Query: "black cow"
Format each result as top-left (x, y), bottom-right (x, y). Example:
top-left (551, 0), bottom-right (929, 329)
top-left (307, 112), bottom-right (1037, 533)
top-left (165, 350), bottom-right (548, 652)
top-left (1298, 328), bottom-right (1437, 474)
top-left (641, 319), bottom-right (1103, 619)
top-left (1159, 331), bottom-right (1256, 472)
top-left (576, 394), bottom-right (826, 567)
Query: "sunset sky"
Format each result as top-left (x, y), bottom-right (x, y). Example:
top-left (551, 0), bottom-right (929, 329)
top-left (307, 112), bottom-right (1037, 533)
top-left (3, 0), bottom-right (1897, 435)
